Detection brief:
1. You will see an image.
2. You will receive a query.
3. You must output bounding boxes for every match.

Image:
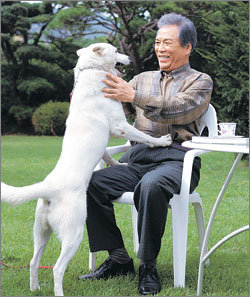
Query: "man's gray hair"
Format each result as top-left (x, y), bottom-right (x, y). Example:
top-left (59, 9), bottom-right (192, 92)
top-left (158, 13), bottom-right (197, 52)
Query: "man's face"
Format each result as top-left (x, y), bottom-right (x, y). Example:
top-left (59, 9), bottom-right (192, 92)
top-left (155, 25), bottom-right (191, 73)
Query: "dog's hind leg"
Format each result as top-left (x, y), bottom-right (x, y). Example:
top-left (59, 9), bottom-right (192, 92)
top-left (53, 224), bottom-right (84, 296)
top-left (102, 150), bottom-right (120, 166)
top-left (30, 200), bottom-right (52, 292)
top-left (53, 196), bottom-right (86, 296)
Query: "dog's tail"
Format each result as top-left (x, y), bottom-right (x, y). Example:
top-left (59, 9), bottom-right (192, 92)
top-left (1, 181), bottom-right (49, 206)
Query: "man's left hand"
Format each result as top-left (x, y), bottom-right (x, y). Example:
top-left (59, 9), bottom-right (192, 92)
top-left (101, 73), bottom-right (135, 103)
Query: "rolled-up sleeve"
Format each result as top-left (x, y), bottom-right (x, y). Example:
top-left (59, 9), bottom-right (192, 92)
top-left (121, 76), bottom-right (138, 117)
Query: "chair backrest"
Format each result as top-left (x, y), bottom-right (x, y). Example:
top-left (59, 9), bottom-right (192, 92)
top-left (199, 104), bottom-right (218, 137)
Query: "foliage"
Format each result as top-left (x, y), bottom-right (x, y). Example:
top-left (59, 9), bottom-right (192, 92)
top-left (1, 1), bottom-right (90, 132)
top-left (32, 101), bottom-right (69, 136)
top-left (195, 1), bottom-right (249, 137)
top-left (9, 104), bottom-right (33, 122)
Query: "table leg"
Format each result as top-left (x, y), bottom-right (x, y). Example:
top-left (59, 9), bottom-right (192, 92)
top-left (197, 153), bottom-right (244, 296)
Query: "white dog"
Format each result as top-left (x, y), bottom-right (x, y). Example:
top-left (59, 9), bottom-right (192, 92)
top-left (1, 43), bottom-right (172, 296)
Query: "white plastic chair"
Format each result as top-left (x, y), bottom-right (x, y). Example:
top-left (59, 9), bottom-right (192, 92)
top-left (89, 104), bottom-right (218, 288)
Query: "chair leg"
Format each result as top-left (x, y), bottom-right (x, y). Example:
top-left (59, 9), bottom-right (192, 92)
top-left (192, 202), bottom-right (209, 266)
top-left (131, 205), bottom-right (139, 253)
top-left (170, 197), bottom-right (189, 288)
top-left (89, 251), bottom-right (97, 272)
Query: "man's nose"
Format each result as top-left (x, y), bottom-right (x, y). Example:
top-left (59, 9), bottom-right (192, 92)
top-left (158, 43), bottom-right (166, 51)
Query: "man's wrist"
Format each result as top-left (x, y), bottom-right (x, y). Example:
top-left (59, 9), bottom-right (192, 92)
top-left (130, 89), bottom-right (136, 103)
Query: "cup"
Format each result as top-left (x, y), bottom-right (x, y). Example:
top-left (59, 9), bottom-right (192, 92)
top-left (218, 122), bottom-right (237, 136)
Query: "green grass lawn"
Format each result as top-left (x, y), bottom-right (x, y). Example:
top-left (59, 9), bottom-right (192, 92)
top-left (1, 135), bottom-right (249, 296)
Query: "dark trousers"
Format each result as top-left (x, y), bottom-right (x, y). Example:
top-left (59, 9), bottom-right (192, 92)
top-left (86, 144), bottom-right (201, 261)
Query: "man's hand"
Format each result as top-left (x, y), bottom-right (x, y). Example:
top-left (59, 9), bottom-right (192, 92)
top-left (101, 73), bottom-right (135, 103)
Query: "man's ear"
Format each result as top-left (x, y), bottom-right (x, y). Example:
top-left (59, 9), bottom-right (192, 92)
top-left (93, 46), bottom-right (104, 56)
top-left (185, 43), bottom-right (192, 55)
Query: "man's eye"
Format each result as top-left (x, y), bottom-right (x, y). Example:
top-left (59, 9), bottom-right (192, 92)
top-left (155, 41), bottom-right (172, 47)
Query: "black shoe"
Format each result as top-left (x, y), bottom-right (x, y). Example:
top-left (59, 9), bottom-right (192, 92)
top-left (78, 257), bottom-right (135, 280)
top-left (138, 264), bottom-right (161, 295)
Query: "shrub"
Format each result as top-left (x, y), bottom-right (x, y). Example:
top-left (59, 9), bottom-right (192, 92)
top-left (32, 101), bottom-right (69, 136)
top-left (9, 105), bottom-right (34, 123)
top-left (7, 105), bottom-right (34, 134)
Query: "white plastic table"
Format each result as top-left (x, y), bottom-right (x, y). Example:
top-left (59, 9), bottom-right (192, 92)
top-left (182, 140), bottom-right (249, 296)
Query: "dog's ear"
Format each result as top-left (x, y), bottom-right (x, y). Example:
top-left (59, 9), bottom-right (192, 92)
top-left (93, 46), bottom-right (104, 56)
top-left (77, 48), bottom-right (85, 57)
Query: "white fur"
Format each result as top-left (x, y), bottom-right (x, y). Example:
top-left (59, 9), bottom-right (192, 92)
top-left (1, 43), bottom-right (172, 296)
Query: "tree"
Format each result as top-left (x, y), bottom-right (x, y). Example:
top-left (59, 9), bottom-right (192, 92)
top-left (2, 1), bottom-right (249, 137)
top-left (190, 1), bottom-right (249, 136)
top-left (47, 1), bottom-right (160, 79)
top-left (173, 1), bottom-right (248, 137)
top-left (1, 1), bottom-right (93, 132)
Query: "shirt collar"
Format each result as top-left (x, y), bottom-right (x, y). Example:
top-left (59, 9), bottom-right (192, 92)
top-left (160, 63), bottom-right (191, 80)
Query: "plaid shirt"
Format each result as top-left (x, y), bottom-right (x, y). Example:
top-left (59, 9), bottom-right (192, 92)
top-left (124, 63), bottom-right (213, 144)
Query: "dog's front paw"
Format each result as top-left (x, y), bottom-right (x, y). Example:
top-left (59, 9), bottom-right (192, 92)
top-left (157, 134), bottom-right (172, 147)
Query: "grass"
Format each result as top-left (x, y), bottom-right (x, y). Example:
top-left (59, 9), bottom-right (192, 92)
top-left (1, 135), bottom-right (249, 296)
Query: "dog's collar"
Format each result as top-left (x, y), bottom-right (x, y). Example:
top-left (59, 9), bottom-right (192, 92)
top-left (70, 67), bottom-right (107, 101)
top-left (79, 66), bottom-right (108, 72)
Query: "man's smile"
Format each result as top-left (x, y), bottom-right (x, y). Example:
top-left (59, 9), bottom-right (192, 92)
top-left (158, 56), bottom-right (170, 61)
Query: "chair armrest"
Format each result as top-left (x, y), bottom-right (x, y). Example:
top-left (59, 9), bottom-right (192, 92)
top-left (94, 159), bottom-right (105, 171)
top-left (180, 149), bottom-right (212, 197)
top-left (106, 141), bottom-right (131, 155)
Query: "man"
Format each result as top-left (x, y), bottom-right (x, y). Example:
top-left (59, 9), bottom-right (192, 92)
top-left (78, 13), bottom-right (213, 295)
